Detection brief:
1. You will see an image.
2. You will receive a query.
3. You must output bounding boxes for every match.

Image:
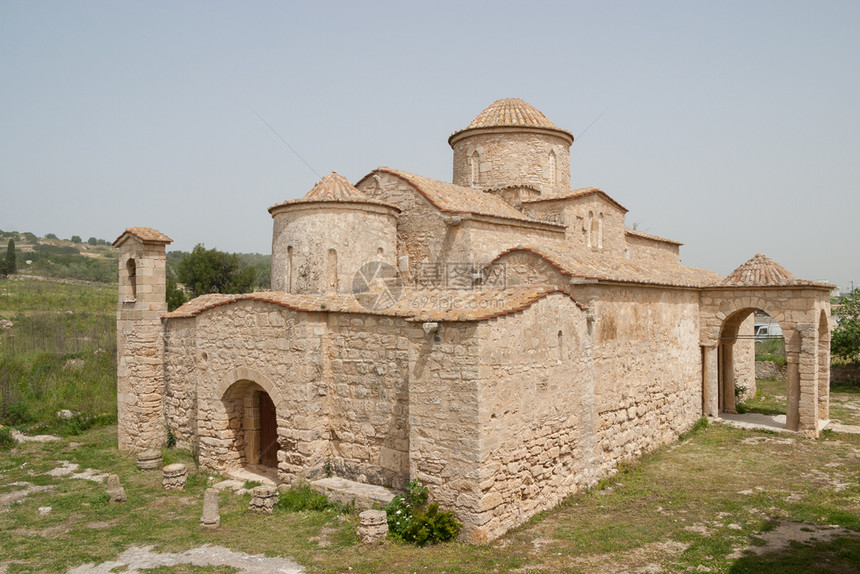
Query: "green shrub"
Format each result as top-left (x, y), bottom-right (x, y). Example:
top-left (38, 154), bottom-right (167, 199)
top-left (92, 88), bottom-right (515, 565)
top-left (275, 483), bottom-right (344, 513)
top-left (0, 426), bottom-right (16, 451)
top-left (385, 479), bottom-right (461, 545)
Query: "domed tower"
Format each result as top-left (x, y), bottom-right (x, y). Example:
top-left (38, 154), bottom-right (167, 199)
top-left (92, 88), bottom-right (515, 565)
top-left (268, 172), bottom-right (400, 294)
top-left (449, 98), bottom-right (574, 196)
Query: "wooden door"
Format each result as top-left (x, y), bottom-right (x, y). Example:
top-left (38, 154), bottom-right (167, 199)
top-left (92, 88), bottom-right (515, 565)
top-left (258, 392), bottom-right (278, 468)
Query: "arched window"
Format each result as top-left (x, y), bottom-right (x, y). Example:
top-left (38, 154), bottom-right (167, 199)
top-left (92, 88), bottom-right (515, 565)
top-left (126, 258), bottom-right (137, 300)
top-left (598, 213), bottom-right (604, 249)
top-left (470, 151), bottom-right (480, 187)
top-left (377, 247), bottom-right (384, 261)
top-left (327, 249), bottom-right (338, 293)
top-left (287, 246), bottom-right (294, 293)
top-left (586, 211), bottom-right (594, 247)
top-left (548, 150), bottom-right (557, 186)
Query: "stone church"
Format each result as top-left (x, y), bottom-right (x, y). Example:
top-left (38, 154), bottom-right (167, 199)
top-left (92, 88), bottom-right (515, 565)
top-left (114, 98), bottom-right (833, 542)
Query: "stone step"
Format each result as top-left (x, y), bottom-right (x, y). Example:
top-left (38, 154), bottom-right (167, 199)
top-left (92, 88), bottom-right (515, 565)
top-left (310, 477), bottom-right (397, 510)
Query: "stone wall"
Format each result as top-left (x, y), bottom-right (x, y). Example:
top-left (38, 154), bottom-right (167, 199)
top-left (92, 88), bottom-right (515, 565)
top-left (625, 232), bottom-right (681, 265)
top-left (451, 130), bottom-right (572, 195)
top-left (357, 172), bottom-right (451, 285)
top-left (590, 285), bottom-right (702, 468)
top-left (831, 364), bottom-right (860, 384)
top-left (473, 294), bottom-right (592, 542)
top-left (522, 194), bottom-right (627, 257)
top-left (270, 203), bottom-right (398, 293)
top-left (163, 317), bottom-right (198, 449)
top-left (326, 314), bottom-right (412, 489)
top-left (407, 321), bottom-right (483, 536)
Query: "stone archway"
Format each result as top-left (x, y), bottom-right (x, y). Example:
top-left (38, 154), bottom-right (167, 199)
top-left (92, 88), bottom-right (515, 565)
top-left (221, 380), bottom-right (281, 472)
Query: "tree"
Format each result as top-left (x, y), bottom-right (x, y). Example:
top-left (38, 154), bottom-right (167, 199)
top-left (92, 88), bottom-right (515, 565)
top-left (87, 237), bottom-right (98, 245)
top-left (45, 233), bottom-right (58, 240)
top-left (70, 235), bottom-right (82, 243)
top-left (833, 289), bottom-right (860, 363)
top-left (4, 239), bottom-right (15, 275)
top-left (175, 244), bottom-right (257, 300)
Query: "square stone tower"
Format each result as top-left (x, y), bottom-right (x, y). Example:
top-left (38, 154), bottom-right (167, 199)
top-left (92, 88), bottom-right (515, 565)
top-left (113, 227), bottom-right (172, 452)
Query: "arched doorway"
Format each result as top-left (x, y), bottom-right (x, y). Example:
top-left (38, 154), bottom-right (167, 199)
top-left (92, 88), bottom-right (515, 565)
top-left (221, 380), bottom-right (280, 471)
top-left (715, 307), bottom-right (798, 430)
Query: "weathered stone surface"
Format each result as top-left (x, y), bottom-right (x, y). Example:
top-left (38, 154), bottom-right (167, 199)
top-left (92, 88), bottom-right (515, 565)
top-left (310, 477), bottom-right (396, 510)
top-left (106, 474), bottom-right (126, 503)
top-left (117, 98), bottom-right (833, 544)
top-left (136, 450), bottom-right (162, 470)
top-left (200, 488), bottom-right (220, 528)
top-left (162, 463), bottom-right (188, 491)
top-left (248, 485), bottom-right (278, 513)
top-left (357, 509), bottom-right (388, 544)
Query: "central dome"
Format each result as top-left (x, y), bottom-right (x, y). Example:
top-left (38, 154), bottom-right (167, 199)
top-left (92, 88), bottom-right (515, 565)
top-left (449, 98), bottom-right (573, 193)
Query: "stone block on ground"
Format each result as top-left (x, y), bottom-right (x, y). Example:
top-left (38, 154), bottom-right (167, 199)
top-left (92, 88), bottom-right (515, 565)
top-left (136, 450), bottom-right (162, 470)
top-left (248, 485), bottom-right (278, 513)
top-left (162, 463), bottom-right (188, 490)
top-left (200, 488), bottom-right (220, 528)
top-left (310, 477), bottom-right (396, 510)
top-left (358, 509), bottom-right (388, 544)
top-left (107, 474), bottom-right (127, 503)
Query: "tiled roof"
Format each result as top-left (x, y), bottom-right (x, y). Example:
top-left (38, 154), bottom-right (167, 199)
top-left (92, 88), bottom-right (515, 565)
top-left (164, 287), bottom-right (582, 322)
top-left (625, 228), bottom-right (683, 246)
top-left (113, 227), bottom-right (173, 246)
top-left (490, 245), bottom-right (724, 289)
top-left (450, 98), bottom-right (573, 142)
top-left (522, 187), bottom-right (628, 213)
top-left (268, 172), bottom-right (397, 213)
top-left (723, 254), bottom-right (797, 286)
top-left (364, 167), bottom-right (559, 226)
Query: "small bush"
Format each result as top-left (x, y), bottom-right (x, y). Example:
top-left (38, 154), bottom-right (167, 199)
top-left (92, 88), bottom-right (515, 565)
top-left (0, 426), bottom-right (16, 451)
top-left (385, 479), bottom-right (461, 545)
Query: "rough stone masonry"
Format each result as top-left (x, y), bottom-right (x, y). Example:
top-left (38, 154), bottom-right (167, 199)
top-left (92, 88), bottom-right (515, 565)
top-left (115, 98), bottom-right (833, 542)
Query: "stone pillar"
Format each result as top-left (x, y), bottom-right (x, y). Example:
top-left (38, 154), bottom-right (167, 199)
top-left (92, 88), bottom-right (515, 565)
top-left (163, 463), bottom-right (188, 490)
top-left (721, 343), bottom-right (737, 414)
top-left (200, 488), bottom-right (220, 528)
top-left (113, 228), bottom-right (173, 452)
top-left (249, 485), bottom-right (279, 513)
top-left (797, 322), bottom-right (819, 437)
top-left (702, 345), bottom-right (718, 417)
top-left (785, 347), bottom-right (800, 432)
top-left (357, 509), bottom-right (389, 543)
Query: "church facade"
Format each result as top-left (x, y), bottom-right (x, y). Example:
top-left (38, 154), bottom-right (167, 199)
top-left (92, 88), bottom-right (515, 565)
top-left (114, 98), bottom-right (833, 542)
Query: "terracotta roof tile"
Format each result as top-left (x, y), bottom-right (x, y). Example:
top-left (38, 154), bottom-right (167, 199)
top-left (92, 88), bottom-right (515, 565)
top-left (268, 172), bottom-right (397, 213)
top-left (113, 227), bottom-right (173, 246)
top-left (723, 254), bottom-right (797, 286)
top-left (490, 245), bottom-right (723, 288)
top-left (522, 187), bottom-right (628, 213)
top-left (164, 287), bottom-right (581, 323)
top-left (625, 228), bottom-right (683, 246)
top-left (365, 167), bottom-right (556, 225)
top-left (450, 98), bottom-right (573, 143)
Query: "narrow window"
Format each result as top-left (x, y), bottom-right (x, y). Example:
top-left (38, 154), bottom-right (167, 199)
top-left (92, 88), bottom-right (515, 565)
top-left (557, 330), bottom-right (564, 361)
top-left (548, 150), bottom-right (557, 186)
top-left (327, 249), bottom-right (338, 293)
top-left (287, 246), bottom-right (293, 293)
top-left (377, 247), bottom-right (384, 261)
top-left (126, 258), bottom-right (137, 300)
top-left (470, 151), bottom-right (480, 187)
top-left (586, 211), bottom-right (594, 247)
top-left (598, 213), bottom-right (604, 249)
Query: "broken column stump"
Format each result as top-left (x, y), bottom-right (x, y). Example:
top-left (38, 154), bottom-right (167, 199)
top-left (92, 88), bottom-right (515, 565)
top-left (162, 463), bottom-right (188, 491)
top-left (136, 450), bottom-right (162, 470)
top-left (248, 485), bottom-right (278, 513)
top-left (358, 509), bottom-right (388, 544)
top-left (106, 474), bottom-right (127, 503)
top-left (200, 488), bottom-right (220, 528)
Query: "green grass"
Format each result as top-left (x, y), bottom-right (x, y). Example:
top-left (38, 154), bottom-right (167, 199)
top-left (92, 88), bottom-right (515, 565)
top-left (738, 379), bottom-right (787, 416)
top-left (2, 419), bottom-right (859, 573)
top-left (0, 278), bottom-right (116, 430)
top-left (755, 338), bottom-right (786, 365)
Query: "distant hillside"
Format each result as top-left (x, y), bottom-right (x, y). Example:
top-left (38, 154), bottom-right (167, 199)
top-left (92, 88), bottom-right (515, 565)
top-left (0, 229), bottom-right (117, 283)
top-left (0, 229), bottom-right (271, 288)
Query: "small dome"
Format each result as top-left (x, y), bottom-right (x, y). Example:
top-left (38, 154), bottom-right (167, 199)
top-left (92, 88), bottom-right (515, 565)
top-left (302, 172), bottom-right (367, 202)
top-left (268, 172), bottom-right (397, 214)
top-left (724, 254), bottom-right (797, 286)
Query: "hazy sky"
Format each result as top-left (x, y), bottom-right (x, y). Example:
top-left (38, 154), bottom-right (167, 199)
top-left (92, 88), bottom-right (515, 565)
top-left (2, 1), bottom-right (858, 290)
